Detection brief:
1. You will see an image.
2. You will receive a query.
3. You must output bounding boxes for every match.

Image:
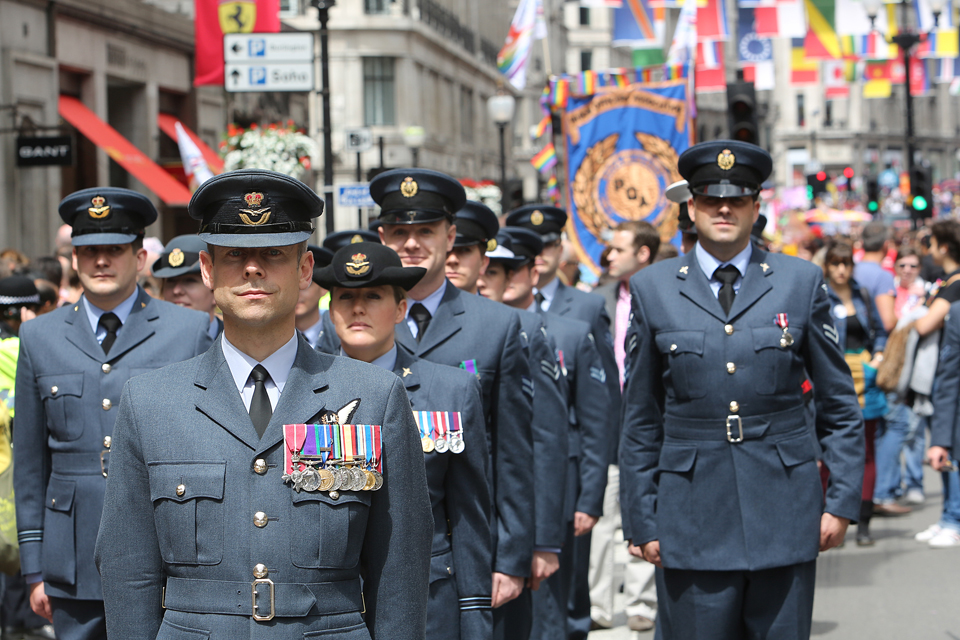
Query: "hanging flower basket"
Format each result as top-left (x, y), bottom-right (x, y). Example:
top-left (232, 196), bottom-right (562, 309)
top-left (220, 121), bottom-right (319, 180)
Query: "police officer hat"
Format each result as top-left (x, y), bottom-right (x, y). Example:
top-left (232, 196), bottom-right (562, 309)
top-left (370, 169), bottom-right (466, 225)
top-left (454, 201), bottom-right (500, 250)
top-left (485, 230), bottom-right (527, 268)
top-left (152, 235), bottom-right (207, 278)
top-left (188, 169), bottom-right (324, 248)
top-left (493, 227), bottom-right (544, 267)
top-left (0, 276), bottom-right (40, 307)
top-left (59, 187), bottom-right (159, 247)
top-left (677, 140), bottom-right (772, 198)
top-left (323, 230), bottom-right (380, 252)
top-left (314, 242), bottom-right (426, 291)
top-left (666, 180), bottom-right (696, 235)
top-left (505, 205), bottom-right (567, 244)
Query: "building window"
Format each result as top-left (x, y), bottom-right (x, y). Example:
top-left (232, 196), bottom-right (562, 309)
top-left (580, 49), bottom-right (593, 71)
top-left (364, 58), bottom-right (396, 126)
top-left (580, 7), bottom-right (590, 25)
top-left (796, 93), bottom-right (805, 128)
top-left (365, 0), bottom-right (389, 13)
top-left (460, 87), bottom-right (474, 143)
top-left (279, 0), bottom-right (300, 15)
top-left (824, 100), bottom-right (833, 127)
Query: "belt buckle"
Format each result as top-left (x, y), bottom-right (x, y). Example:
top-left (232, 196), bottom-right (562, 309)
top-left (252, 578), bottom-right (275, 621)
top-left (726, 415), bottom-right (743, 444)
top-left (99, 450), bottom-right (109, 478)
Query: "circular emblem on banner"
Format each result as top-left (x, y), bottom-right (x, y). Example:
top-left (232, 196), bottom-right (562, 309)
top-left (738, 33), bottom-right (772, 63)
top-left (168, 248), bottom-right (185, 268)
top-left (595, 149), bottom-right (669, 223)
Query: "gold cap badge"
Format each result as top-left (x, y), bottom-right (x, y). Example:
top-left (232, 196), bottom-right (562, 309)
top-left (350, 234), bottom-right (363, 243)
top-left (239, 192), bottom-right (272, 226)
top-left (88, 195), bottom-right (110, 219)
top-left (487, 238), bottom-right (498, 252)
top-left (168, 248), bottom-right (185, 268)
top-left (717, 149), bottom-right (735, 171)
top-left (400, 177), bottom-right (418, 198)
top-left (345, 252), bottom-right (371, 277)
top-left (531, 210), bottom-right (544, 226)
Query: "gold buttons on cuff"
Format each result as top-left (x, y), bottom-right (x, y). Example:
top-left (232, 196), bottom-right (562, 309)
top-left (729, 401), bottom-right (740, 413)
top-left (103, 436), bottom-right (112, 449)
top-left (102, 363), bottom-right (112, 373)
top-left (724, 324), bottom-right (734, 335)
top-left (254, 512), bottom-right (268, 528)
top-left (253, 564), bottom-right (268, 579)
top-left (253, 459), bottom-right (268, 475)
top-left (726, 362), bottom-right (736, 374)
top-left (102, 399), bottom-right (112, 410)
top-left (176, 484), bottom-right (186, 497)
top-left (670, 344), bottom-right (678, 352)
top-left (50, 386), bottom-right (58, 396)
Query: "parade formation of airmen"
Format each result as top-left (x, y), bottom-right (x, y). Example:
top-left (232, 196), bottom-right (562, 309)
top-left (5, 140), bottom-right (874, 640)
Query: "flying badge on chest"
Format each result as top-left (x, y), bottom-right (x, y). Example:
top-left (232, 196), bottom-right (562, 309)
top-left (413, 411), bottom-right (465, 454)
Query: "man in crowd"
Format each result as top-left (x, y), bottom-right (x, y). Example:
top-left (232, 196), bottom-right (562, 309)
top-left (95, 169), bottom-right (432, 639)
top-left (854, 221), bottom-right (897, 333)
top-left (294, 245), bottom-right (332, 350)
top-left (14, 188), bottom-right (214, 640)
top-left (154, 234), bottom-right (222, 338)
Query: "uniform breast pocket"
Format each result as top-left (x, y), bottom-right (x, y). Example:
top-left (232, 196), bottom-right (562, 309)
top-left (38, 373), bottom-right (84, 441)
top-left (751, 327), bottom-right (802, 395)
top-left (290, 491), bottom-right (372, 569)
top-left (147, 462), bottom-right (225, 565)
top-left (654, 331), bottom-right (706, 401)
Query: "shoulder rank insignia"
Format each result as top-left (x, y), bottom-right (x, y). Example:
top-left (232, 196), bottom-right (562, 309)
top-left (679, 266), bottom-right (689, 275)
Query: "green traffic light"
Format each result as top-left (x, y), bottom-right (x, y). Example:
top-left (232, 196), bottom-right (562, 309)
top-left (913, 196), bottom-right (928, 211)
top-left (868, 201), bottom-right (879, 213)
top-left (807, 186), bottom-right (814, 199)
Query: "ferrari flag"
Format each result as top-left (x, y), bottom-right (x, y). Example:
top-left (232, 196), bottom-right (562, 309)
top-left (195, 0), bottom-right (280, 86)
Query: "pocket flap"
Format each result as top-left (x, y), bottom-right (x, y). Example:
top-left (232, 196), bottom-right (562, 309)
top-left (291, 489), bottom-right (372, 508)
top-left (148, 462), bottom-right (226, 502)
top-left (429, 549), bottom-right (455, 583)
top-left (776, 435), bottom-right (816, 467)
top-left (38, 373), bottom-right (83, 400)
top-left (658, 445), bottom-right (697, 473)
top-left (751, 326), bottom-right (786, 351)
top-left (654, 331), bottom-right (704, 356)
top-left (44, 477), bottom-right (75, 512)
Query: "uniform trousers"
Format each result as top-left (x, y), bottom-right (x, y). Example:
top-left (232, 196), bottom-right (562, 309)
top-left (49, 597), bottom-right (106, 640)
top-left (588, 465), bottom-right (657, 627)
top-left (655, 561), bottom-right (816, 640)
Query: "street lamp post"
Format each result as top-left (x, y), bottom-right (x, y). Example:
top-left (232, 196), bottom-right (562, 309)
top-left (864, 0), bottom-right (943, 226)
top-left (403, 126), bottom-right (426, 168)
top-left (487, 93), bottom-right (516, 212)
top-left (311, 0), bottom-right (336, 235)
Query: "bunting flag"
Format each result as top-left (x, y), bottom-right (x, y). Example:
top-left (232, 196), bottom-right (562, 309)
top-left (836, 0), bottom-right (883, 36)
top-left (697, 0), bottom-right (729, 40)
top-left (532, 142), bottom-right (558, 173)
top-left (738, 7), bottom-right (775, 90)
top-left (580, 0), bottom-right (624, 6)
top-left (863, 60), bottom-right (893, 97)
top-left (545, 174), bottom-right (560, 204)
top-left (937, 56), bottom-right (960, 82)
top-left (613, 0), bottom-right (666, 47)
top-left (910, 55), bottom-right (930, 94)
top-left (175, 122), bottom-right (216, 189)
top-left (753, 0), bottom-right (807, 38)
top-left (696, 40), bottom-right (726, 91)
top-left (823, 60), bottom-right (849, 97)
top-left (790, 38), bottom-right (819, 84)
top-left (195, 0), bottom-right (280, 86)
top-left (533, 114), bottom-right (551, 139)
top-left (667, 0), bottom-right (700, 65)
top-left (803, 0), bottom-right (842, 59)
top-left (497, 0), bottom-right (544, 89)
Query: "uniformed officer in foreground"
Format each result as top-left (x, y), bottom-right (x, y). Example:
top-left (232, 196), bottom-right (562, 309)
top-left (95, 170), bottom-right (432, 639)
top-left (620, 141), bottom-right (864, 639)
top-left (14, 189), bottom-right (214, 640)
top-left (153, 234), bottom-right (222, 338)
top-left (320, 241), bottom-right (493, 640)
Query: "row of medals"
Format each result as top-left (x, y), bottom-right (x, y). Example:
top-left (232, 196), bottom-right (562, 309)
top-left (284, 455), bottom-right (383, 493)
top-left (422, 433), bottom-right (465, 454)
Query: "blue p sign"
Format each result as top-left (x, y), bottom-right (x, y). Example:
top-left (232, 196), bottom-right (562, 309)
top-left (249, 67), bottom-right (267, 85)
top-left (248, 38), bottom-right (267, 57)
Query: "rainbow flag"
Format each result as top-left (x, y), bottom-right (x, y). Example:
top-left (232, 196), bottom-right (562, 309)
top-left (531, 143), bottom-right (557, 173)
top-left (804, 0), bottom-right (842, 59)
top-left (533, 114), bottom-right (551, 139)
top-left (545, 175), bottom-right (560, 204)
top-left (497, 0), bottom-right (542, 89)
top-left (551, 79), bottom-right (570, 109)
top-left (579, 70), bottom-right (598, 94)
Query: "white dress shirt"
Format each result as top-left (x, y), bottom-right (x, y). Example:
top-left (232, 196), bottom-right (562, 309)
top-left (695, 242), bottom-right (753, 298)
top-left (221, 333), bottom-right (298, 411)
top-left (83, 288), bottom-right (140, 343)
top-left (405, 280), bottom-right (447, 338)
top-left (534, 277), bottom-right (560, 311)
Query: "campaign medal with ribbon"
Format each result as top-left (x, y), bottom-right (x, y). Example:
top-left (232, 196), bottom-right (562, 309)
top-left (434, 412), bottom-right (449, 453)
top-left (775, 313), bottom-right (794, 347)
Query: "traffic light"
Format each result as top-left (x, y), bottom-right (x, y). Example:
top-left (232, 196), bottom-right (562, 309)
top-left (911, 166), bottom-right (933, 216)
top-left (843, 167), bottom-right (855, 180)
top-left (807, 172), bottom-right (829, 202)
top-left (865, 176), bottom-right (880, 214)
top-left (726, 81), bottom-right (758, 145)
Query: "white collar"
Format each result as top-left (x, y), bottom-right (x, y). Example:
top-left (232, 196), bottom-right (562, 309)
top-left (342, 344), bottom-right (398, 372)
top-left (536, 277), bottom-right (560, 301)
top-left (83, 287), bottom-right (140, 334)
top-left (406, 279), bottom-right (447, 319)
top-left (696, 242), bottom-right (753, 282)
top-left (300, 315), bottom-right (325, 349)
top-left (221, 332), bottom-right (298, 395)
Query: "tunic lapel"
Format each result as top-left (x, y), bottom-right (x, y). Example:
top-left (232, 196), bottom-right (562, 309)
top-left (727, 250), bottom-right (774, 320)
top-left (193, 339), bottom-right (261, 450)
top-left (676, 251), bottom-right (728, 323)
top-left (415, 283), bottom-right (464, 356)
top-left (392, 348), bottom-right (421, 399)
top-left (62, 299), bottom-right (107, 363)
top-left (105, 290), bottom-right (158, 361)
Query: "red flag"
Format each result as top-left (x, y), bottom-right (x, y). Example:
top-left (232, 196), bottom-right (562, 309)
top-left (695, 41), bottom-right (726, 92)
top-left (195, 0), bottom-right (281, 86)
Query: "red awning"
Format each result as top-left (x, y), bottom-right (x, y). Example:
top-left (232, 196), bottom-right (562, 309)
top-left (58, 95), bottom-right (192, 207)
top-left (156, 113), bottom-right (225, 174)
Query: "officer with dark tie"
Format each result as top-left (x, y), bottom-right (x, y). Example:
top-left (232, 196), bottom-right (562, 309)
top-left (619, 140), bottom-right (864, 639)
top-left (13, 188), bottom-right (214, 640)
top-left (95, 169), bottom-right (432, 639)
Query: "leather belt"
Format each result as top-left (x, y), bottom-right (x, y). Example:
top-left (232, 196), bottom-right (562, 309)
top-left (50, 451), bottom-right (109, 477)
top-left (663, 407), bottom-right (806, 443)
top-left (162, 576), bottom-right (363, 620)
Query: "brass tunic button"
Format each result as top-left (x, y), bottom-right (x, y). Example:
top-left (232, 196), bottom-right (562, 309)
top-left (102, 399), bottom-right (112, 410)
top-left (103, 436), bottom-right (112, 449)
top-left (724, 324), bottom-right (734, 335)
top-left (254, 512), bottom-right (268, 528)
top-left (729, 401), bottom-right (740, 413)
top-left (253, 564), bottom-right (268, 579)
top-left (102, 363), bottom-right (112, 373)
top-left (51, 498), bottom-right (56, 507)
top-left (253, 459), bottom-right (268, 475)
top-left (176, 484), bottom-right (186, 497)
top-left (670, 344), bottom-right (678, 352)
top-left (50, 386), bottom-right (58, 396)
top-left (329, 491), bottom-right (340, 501)
top-left (726, 362), bottom-right (736, 374)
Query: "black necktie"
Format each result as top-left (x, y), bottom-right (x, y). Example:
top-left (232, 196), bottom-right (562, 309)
top-left (535, 291), bottom-right (546, 311)
top-left (99, 312), bottom-right (122, 355)
top-left (248, 365), bottom-right (272, 438)
top-left (410, 303), bottom-right (431, 343)
top-left (714, 265), bottom-right (740, 315)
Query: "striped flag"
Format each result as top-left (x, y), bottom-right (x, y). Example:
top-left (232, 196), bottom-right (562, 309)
top-left (613, 0), bottom-right (666, 47)
top-left (804, 0), bottom-right (842, 59)
top-left (754, 0), bottom-right (806, 38)
top-left (790, 38), bottom-right (819, 84)
top-left (697, 0), bottom-right (729, 40)
top-left (695, 40), bottom-right (726, 91)
top-left (823, 59), bottom-right (849, 97)
top-left (667, 0), bottom-right (699, 65)
top-left (497, 0), bottom-right (543, 89)
top-left (738, 7), bottom-right (775, 90)
top-left (863, 60), bottom-right (893, 97)
top-left (532, 143), bottom-right (558, 173)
